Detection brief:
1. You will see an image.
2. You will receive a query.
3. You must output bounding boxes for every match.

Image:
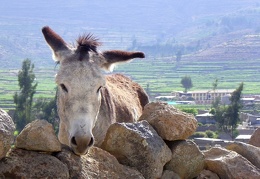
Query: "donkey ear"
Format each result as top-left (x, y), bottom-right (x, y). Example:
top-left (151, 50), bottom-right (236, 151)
top-left (42, 26), bottom-right (69, 61)
top-left (101, 50), bottom-right (145, 71)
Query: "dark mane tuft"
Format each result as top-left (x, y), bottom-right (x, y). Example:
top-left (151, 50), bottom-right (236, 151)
top-left (76, 34), bottom-right (101, 53)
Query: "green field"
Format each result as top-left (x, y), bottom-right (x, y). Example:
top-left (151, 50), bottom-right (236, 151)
top-left (0, 68), bottom-right (57, 110)
top-left (1, 55), bottom-right (260, 110)
top-left (116, 57), bottom-right (260, 95)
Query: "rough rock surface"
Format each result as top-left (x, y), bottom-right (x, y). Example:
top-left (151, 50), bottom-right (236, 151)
top-left (249, 128), bottom-right (260, 147)
top-left (226, 141), bottom-right (260, 169)
top-left (0, 148), bottom-right (69, 178)
top-left (203, 147), bottom-right (260, 179)
top-left (161, 170), bottom-right (181, 179)
top-left (15, 119), bottom-right (61, 152)
top-left (56, 146), bottom-right (144, 179)
top-left (197, 170), bottom-right (220, 179)
top-left (0, 109), bottom-right (15, 160)
top-left (101, 120), bottom-right (172, 179)
top-left (138, 102), bottom-right (197, 141)
top-left (165, 140), bottom-right (205, 179)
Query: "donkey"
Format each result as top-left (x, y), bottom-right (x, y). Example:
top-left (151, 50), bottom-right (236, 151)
top-left (42, 26), bottom-right (149, 155)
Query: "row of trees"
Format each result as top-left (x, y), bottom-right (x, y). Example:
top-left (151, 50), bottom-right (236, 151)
top-left (13, 59), bottom-right (58, 132)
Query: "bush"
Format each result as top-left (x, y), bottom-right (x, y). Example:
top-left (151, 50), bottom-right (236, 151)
top-left (190, 132), bottom-right (207, 138)
top-left (180, 108), bottom-right (198, 116)
top-left (14, 130), bottom-right (19, 137)
top-left (198, 122), bottom-right (203, 126)
top-left (205, 130), bottom-right (215, 138)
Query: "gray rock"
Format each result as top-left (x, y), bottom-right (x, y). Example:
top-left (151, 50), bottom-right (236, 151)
top-left (56, 146), bottom-right (144, 179)
top-left (197, 170), bottom-right (220, 179)
top-left (226, 141), bottom-right (260, 169)
top-left (15, 119), bottom-right (61, 152)
top-left (161, 170), bottom-right (181, 179)
top-left (249, 128), bottom-right (260, 147)
top-left (203, 147), bottom-right (260, 179)
top-left (101, 120), bottom-right (172, 179)
top-left (0, 109), bottom-right (15, 160)
top-left (165, 140), bottom-right (205, 179)
top-left (0, 148), bottom-right (69, 178)
top-left (138, 102), bottom-right (197, 141)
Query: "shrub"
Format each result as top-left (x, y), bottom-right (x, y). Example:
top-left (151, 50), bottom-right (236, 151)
top-left (190, 132), bottom-right (207, 138)
top-left (198, 122), bottom-right (203, 126)
top-left (180, 108), bottom-right (198, 116)
top-left (14, 130), bottom-right (19, 137)
top-left (205, 130), bottom-right (215, 138)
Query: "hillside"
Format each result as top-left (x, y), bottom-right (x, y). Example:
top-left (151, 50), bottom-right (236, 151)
top-left (1, 0), bottom-right (260, 67)
top-left (1, 1), bottom-right (260, 109)
top-left (183, 34), bottom-right (260, 62)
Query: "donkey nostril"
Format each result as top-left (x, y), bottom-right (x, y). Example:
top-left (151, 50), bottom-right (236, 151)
top-left (71, 136), bottom-right (77, 146)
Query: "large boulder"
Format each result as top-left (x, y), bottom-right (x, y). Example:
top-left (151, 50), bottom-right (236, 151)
top-left (0, 148), bottom-right (69, 178)
top-left (249, 128), bottom-right (260, 147)
top-left (15, 119), bottom-right (61, 152)
top-left (226, 141), bottom-right (260, 169)
top-left (165, 140), bottom-right (205, 179)
top-left (203, 147), bottom-right (260, 179)
top-left (56, 146), bottom-right (144, 179)
top-left (0, 109), bottom-right (15, 160)
top-left (138, 102), bottom-right (197, 141)
top-left (101, 120), bottom-right (172, 179)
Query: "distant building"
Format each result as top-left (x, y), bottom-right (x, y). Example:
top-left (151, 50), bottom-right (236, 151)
top-left (193, 138), bottom-right (229, 150)
top-left (155, 96), bottom-right (175, 101)
top-left (241, 97), bottom-right (255, 106)
top-left (235, 135), bottom-right (251, 143)
top-left (248, 114), bottom-right (260, 128)
top-left (196, 112), bottom-right (216, 125)
top-left (172, 89), bottom-right (235, 104)
top-left (155, 95), bottom-right (196, 105)
top-left (221, 94), bottom-right (231, 105)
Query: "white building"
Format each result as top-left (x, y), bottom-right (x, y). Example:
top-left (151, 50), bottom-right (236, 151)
top-left (172, 89), bottom-right (235, 104)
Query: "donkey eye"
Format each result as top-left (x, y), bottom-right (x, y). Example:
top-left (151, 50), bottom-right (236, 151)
top-left (60, 84), bottom-right (68, 93)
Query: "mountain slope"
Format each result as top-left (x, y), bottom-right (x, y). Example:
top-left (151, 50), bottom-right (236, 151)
top-left (0, 0), bottom-right (260, 68)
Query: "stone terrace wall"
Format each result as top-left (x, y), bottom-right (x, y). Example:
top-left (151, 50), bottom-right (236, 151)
top-left (0, 102), bottom-right (259, 178)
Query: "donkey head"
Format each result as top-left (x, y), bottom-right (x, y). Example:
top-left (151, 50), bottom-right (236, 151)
top-left (42, 26), bottom-right (144, 155)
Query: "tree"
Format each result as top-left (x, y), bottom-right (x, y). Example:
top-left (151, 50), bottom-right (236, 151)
top-left (145, 83), bottom-right (151, 97)
top-left (181, 75), bottom-right (193, 93)
top-left (213, 105), bottom-right (228, 131)
top-left (13, 59), bottom-right (38, 132)
top-left (211, 82), bottom-right (244, 140)
top-left (176, 50), bottom-right (182, 63)
top-left (212, 79), bottom-right (218, 92)
top-left (225, 82), bottom-right (244, 140)
top-left (33, 88), bottom-right (59, 133)
top-left (175, 50), bottom-right (182, 69)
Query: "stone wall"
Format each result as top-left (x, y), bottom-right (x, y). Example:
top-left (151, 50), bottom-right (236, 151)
top-left (0, 102), bottom-right (259, 178)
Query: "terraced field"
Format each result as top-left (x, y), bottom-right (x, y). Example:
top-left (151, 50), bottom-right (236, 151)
top-left (117, 57), bottom-right (260, 96)
top-left (1, 52), bottom-right (260, 111)
top-left (0, 68), bottom-right (56, 110)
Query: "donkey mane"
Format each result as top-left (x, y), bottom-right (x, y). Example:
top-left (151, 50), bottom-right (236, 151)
top-left (76, 34), bottom-right (101, 54)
